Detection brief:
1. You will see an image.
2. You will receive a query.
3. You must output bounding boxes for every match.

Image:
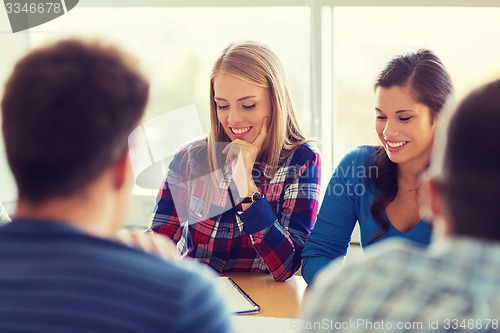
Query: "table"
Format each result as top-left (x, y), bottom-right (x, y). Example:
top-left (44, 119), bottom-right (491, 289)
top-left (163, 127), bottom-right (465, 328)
top-left (223, 272), bottom-right (308, 318)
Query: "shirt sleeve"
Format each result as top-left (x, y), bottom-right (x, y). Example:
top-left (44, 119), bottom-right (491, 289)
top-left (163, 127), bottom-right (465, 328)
top-left (238, 146), bottom-right (321, 282)
top-left (301, 148), bottom-right (361, 285)
top-left (301, 259), bottom-right (359, 332)
top-left (149, 149), bottom-right (189, 246)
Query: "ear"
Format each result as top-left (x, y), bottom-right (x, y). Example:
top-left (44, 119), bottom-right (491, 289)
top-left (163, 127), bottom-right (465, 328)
top-left (113, 149), bottom-right (131, 190)
top-left (420, 174), bottom-right (444, 222)
top-left (425, 176), bottom-right (455, 237)
top-left (426, 177), bottom-right (444, 218)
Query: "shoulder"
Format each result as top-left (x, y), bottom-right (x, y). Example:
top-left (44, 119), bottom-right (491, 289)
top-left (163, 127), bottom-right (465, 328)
top-left (285, 142), bottom-right (321, 166)
top-left (314, 238), bottom-right (427, 295)
top-left (329, 146), bottom-right (379, 184)
top-left (275, 142), bottom-right (321, 181)
top-left (338, 145), bottom-right (378, 167)
top-left (92, 242), bottom-right (228, 327)
top-left (96, 239), bottom-right (224, 308)
top-left (305, 240), bottom-right (433, 323)
top-left (72, 235), bottom-right (217, 290)
top-left (174, 137), bottom-right (208, 158)
top-left (170, 137), bottom-right (209, 172)
top-left (120, 241), bottom-right (216, 282)
top-left (349, 238), bottom-right (426, 270)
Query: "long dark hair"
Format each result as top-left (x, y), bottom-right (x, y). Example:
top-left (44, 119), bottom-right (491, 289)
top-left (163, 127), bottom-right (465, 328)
top-left (369, 49), bottom-right (453, 243)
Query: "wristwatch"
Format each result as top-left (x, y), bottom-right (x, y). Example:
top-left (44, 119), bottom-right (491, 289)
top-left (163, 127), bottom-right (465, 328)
top-left (241, 192), bottom-right (264, 204)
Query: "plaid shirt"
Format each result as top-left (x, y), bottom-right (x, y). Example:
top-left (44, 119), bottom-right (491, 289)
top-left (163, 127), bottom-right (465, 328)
top-left (150, 138), bottom-right (321, 281)
top-left (302, 237), bottom-right (500, 332)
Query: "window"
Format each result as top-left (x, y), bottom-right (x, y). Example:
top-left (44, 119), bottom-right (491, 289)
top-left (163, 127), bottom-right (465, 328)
top-left (0, 2), bottom-right (310, 227)
top-left (330, 6), bottom-right (500, 165)
top-left (2, 1), bottom-right (500, 228)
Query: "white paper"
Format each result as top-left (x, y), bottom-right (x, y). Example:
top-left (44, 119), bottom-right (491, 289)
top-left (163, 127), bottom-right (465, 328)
top-left (214, 276), bottom-right (259, 314)
top-left (231, 316), bottom-right (303, 333)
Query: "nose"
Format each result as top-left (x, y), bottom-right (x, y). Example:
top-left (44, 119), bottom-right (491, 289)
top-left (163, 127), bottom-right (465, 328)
top-left (227, 108), bottom-right (243, 125)
top-left (382, 119), bottom-right (399, 138)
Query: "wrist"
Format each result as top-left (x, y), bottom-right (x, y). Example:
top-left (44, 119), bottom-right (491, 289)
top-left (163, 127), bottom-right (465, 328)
top-left (245, 181), bottom-right (259, 197)
top-left (241, 191), bottom-right (263, 204)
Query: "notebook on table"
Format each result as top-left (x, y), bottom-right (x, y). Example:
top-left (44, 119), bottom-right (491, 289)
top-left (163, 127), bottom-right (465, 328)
top-left (214, 276), bottom-right (260, 315)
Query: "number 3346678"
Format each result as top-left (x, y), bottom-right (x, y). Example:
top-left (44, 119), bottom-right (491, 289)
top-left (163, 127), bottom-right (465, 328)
top-left (443, 319), bottom-right (498, 330)
top-left (5, 2), bottom-right (62, 14)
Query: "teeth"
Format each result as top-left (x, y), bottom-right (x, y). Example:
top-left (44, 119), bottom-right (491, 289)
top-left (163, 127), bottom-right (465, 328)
top-left (387, 141), bottom-right (406, 148)
top-left (232, 127), bottom-right (251, 135)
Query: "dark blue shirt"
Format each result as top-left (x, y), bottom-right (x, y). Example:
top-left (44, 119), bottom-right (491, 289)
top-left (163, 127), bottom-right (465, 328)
top-left (0, 219), bottom-right (231, 333)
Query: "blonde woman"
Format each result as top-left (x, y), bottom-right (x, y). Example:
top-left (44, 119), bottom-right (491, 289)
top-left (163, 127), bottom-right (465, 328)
top-left (150, 41), bottom-right (321, 281)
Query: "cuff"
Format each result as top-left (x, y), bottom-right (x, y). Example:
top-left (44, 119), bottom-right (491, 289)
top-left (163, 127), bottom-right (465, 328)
top-left (238, 197), bottom-right (276, 234)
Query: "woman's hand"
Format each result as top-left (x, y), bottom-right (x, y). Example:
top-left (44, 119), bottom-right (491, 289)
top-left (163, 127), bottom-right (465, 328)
top-left (116, 229), bottom-right (180, 261)
top-left (222, 118), bottom-right (268, 198)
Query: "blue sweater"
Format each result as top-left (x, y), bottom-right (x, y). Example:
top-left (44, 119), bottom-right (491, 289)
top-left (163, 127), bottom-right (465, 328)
top-left (0, 219), bottom-right (231, 333)
top-left (301, 146), bottom-right (432, 285)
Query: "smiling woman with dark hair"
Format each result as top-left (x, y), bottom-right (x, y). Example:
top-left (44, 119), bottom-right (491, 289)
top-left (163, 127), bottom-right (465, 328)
top-left (302, 49), bottom-right (454, 285)
top-left (302, 77), bottom-right (500, 333)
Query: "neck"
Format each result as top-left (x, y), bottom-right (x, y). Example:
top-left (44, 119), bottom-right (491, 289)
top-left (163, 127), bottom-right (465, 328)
top-left (397, 152), bottom-right (432, 186)
top-left (15, 183), bottom-right (118, 238)
top-left (397, 163), bottom-right (425, 186)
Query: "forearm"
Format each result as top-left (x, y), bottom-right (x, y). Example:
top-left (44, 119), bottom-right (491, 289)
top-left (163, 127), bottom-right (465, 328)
top-left (301, 172), bottom-right (358, 285)
top-left (301, 255), bottom-right (336, 285)
top-left (248, 222), bottom-right (303, 281)
top-left (240, 197), bottom-right (313, 281)
top-left (301, 227), bottom-right (350, 285)
top-left (150, 216), bottom-right (183, 242)
top-left (240, 146), bottom-right (321, 281)
top-left (150, 185), bottom-right (185, 243)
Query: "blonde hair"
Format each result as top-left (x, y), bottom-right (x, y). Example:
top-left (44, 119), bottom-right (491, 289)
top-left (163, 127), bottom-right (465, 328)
top-left (208, 41), bottom-right (306, 178)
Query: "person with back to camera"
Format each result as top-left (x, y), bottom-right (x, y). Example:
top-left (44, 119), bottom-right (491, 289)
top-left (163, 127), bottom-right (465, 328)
top-left (149, 41), bottom-right (321, 282)
top-left (0, 38), bottom-right (231, 333)
top-left (302, 77), bottom-right (500, 333)
top-left (301, 49), bottom-right (454, 285)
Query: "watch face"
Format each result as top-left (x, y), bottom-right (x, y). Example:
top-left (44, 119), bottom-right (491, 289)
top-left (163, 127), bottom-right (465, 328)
top-left (242, 192), bottom-right (262, 204)
top-left (252, 192), bottom-right (263, 202)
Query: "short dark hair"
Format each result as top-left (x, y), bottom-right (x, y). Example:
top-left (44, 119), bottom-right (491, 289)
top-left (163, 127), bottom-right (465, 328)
top-left (1, 39), bottom-right (149, 203)
top-left (439, 79), bottom-right (500, 241)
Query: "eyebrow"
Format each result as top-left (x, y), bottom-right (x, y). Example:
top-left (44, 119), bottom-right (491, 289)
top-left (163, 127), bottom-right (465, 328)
top-left (214, 96), bottom-right (257, 102)
top-left (375, 108), bottom-right (415, 114)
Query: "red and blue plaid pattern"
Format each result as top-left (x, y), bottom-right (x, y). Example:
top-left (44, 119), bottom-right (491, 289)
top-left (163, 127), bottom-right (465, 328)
top-left (150, 138), bottom-right (321, 281)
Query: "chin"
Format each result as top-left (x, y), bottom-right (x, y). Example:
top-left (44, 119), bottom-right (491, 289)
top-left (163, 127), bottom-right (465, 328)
top-left (385, 151), bottom-right (406, 164)
top-left (244, 136), bottom-right (256, 143)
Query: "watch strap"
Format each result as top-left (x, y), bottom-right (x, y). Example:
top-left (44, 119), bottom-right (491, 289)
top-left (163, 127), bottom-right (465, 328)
top-left (241, 192), bottom-right (263, 204)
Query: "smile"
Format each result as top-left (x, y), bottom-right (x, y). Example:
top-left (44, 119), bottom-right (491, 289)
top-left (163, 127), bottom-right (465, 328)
top-left (385, 140), bottom-right (408, 152)
top-left (231, 127), bottom-right (252, 135)
top-left (386, 141), bottom-right (407, 148)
